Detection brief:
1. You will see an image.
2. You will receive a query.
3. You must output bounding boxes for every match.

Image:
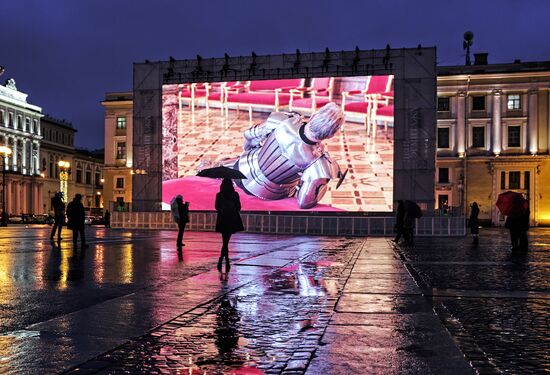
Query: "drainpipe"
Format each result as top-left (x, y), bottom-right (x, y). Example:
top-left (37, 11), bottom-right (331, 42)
top-left (463, 75), bottom-right (471, 218)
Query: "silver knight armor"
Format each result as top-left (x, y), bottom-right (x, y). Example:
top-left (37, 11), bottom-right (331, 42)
top-left (235, 111), bottom-right (342, 209)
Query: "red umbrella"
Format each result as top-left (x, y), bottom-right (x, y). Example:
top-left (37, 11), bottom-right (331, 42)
top-left (496, 191), bottom-right (527, 216)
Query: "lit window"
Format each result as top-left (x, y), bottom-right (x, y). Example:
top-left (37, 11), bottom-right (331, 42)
top-left (437, 97), bottom-right (450, 112)
top-left (116, 142), bottom-right (126, 159)
top-left (507, 94), bottom-right (521, 110)
top-left (472, 127), bottom-right (485, 148)
top-left (508, 126), bottom-right (521, 147)
top-left (116, 116), bottom-right (127, 129)
top-left (116, 177), bottom-right (125, 189)
top-left (472, 96), bottom-right (485, 111)
top-left (437, 127), bottom-right (450, 149)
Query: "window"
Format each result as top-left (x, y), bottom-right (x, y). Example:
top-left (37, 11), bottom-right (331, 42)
top-left (8, 113), bottom-right (13, 127)
top-left (438, 195), bottom-right (449, 210)
top-left (472, 96), bottom-right (485, 111)
top-left (437, 127), bottom-right (450, 149)
top-left (116, 177), bottom-right (125, 189)
top-left (507, 94), bottom-right (521, 110)
top-left (17, 115), bottom-right (22, 130)
top-left (49, 161), bottom-right (53, 178)
top-left (472, 126), bottom-right (485, 148)
top-left (33, 119), bottom-right (38, 134)
top-left (437, 97), bottom-right (450, 112)
top-left (0, 110), bottom-right (4, 125)
top-left (508, 126), bottom-right (521, 147)
top-left (76, 169), bottom-right (82, 184)
top-left (85, 171), bottom-right (92, 185)
top-left (524, 171), bottom-right (530, 190)
top-left (25, 118), bottom-right (30, 132)
top-left (509, 171), bottom-right (520, 189)
top-left (116, 142), bottom-right (126, 159)
top-left (438, 168), bottom-right (449, 183)
top-left (95, 173), bottom-right (100, 186)
top-left (500, 172), bottom-right (505, 190)
top-left (116, 116), bottom-right (127, 129)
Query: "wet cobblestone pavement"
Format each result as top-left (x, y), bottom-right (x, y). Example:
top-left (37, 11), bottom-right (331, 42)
top-left (0, 226), bottom-right (548, 373)
top-left (398, 228), bottom-right (550, 374)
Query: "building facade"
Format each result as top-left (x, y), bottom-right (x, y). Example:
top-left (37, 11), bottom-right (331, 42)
top-left (101, 92), bottom-right (133, 211)
top-left (41, 116), bottom-right (104, 215)
top-left (0, 78), bottom-right (43, 216)
top-left (436, 60), bottom-right (550, 226)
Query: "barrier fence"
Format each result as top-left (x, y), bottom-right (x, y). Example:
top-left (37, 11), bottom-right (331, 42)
top-left (111, 212), bottom-right (466, 237)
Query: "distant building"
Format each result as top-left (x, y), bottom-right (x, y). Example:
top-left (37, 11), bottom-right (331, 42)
top-left (0, 78), bottom-right (43, 215)
top-left (101, 92), bottom-right (133, 211)
top-left (41, 116), bottom-right (104, 214)
top-left (436, 57), bottom-right (550, 226)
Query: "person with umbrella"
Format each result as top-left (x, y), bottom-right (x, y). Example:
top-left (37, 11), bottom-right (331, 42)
top-left (170, 194), bottom-right (189, 248)
top-left (497, 191), bottom-right (529, 252)
top-left (392, 200), bottom-right (405, 244)
top-left (215, 178), bottom-right (244, 272)
top-left (50, 192), bottom-right (65, 242)
top-left (469, 202), bottom-right (480, 246)
top-left (402, 200), bottom-right (422, 246)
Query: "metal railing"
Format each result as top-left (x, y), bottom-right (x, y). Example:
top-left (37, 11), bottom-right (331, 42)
top-left (111, 211), bottom-right (466, 236)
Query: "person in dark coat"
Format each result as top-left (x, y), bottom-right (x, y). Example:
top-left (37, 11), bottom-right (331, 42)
top-left (104, 210), bottom-right (111, 228)
top-left (215, 178), bottom-right (244, 272)
top-left (392, 200), bottom-right (405, 243)
top-left (505, 214), bottom-right (521, 251)
top-left (50, 192), bottom-right (65, 242)
top-left (518, 203), bottom-right (530, 251)
top-left (175, 196), bottom-right (190, 247)
top-left (66, 194), bottom-right (87, 247)
top-left (469, 202), bottom-right (480, 245)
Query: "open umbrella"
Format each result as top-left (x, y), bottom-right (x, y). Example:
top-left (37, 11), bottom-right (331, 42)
top-left (403, 200), bottom-right (422, 218)
top-left (496, 191), bottom-right (526, 217)
top-left (196, 166), bottom-right (247, 179)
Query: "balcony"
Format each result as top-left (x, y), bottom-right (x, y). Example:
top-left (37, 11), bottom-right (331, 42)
top-left (115, 128), bottom-right (127, 136)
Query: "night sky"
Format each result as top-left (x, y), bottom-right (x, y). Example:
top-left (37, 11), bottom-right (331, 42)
top-left (2, 0), bottom-right (550, 149)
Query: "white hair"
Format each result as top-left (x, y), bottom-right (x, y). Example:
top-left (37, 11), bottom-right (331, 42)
top-left (307, 102), bottom-right (345, 140)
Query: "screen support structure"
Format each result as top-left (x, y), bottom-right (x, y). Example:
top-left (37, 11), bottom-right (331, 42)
top-left (132, 47), bottom-right (436, 212)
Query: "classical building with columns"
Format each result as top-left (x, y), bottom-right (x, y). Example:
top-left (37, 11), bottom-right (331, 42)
top-left (41, 116), bottom-right (104, 214)
top-left (436, 58), bottom-right (550, 226)
top-left (101, 91), bottom-right (133, 211)
top-left (0, 78), bottom-right (43, 216)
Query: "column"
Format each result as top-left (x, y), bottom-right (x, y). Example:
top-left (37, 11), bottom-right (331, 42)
top-left (5, 179), bottom-right (12, 214)
top-left (21, 139), bottom-right (27, 175)
top-left (456, 91), bottom-right (466, 156)
top-left (4, 137), bottom-right (9, 170)
top-left (492, 90), bottom-right (502, 155)
top-left (32, 183), bottom-right (38, 214)
top-left (528, 89), bottom-right (538, 155)
top-left (11, 139), bottom-right (17, 171)
top-left (34, 142), bottom-right (40, 175)
top-left (21, 183), bottom-right (27, 214)
top-left (14, 181), bottom-right (20, 215)
top-left (38, 183), bottom-right (43, 214)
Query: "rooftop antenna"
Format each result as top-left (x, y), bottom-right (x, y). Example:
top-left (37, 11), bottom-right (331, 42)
top-left (463, 31), bottom-right (474, 66)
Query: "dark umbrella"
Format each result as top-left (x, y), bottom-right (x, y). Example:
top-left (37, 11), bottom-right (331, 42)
top-left (403, 200), bottom-right (422, 218)
top-left (496, 191), bottom-right (526, 217)
top-left (197, 166), bottom-right (247, 179)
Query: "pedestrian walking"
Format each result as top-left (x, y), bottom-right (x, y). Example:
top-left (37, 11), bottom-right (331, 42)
top-left (104, 209), bottom-right (111, 228)
top-left (392, 200), bottom-right (405, 244)
top-left (170, 195), bottom-right (189, 248)
top-left (518, 203), bottom-right (530, 251)
top-left (50, 192), bottom-right (65, 242)
top-left (215, 178), bottom-right (244, 273)
top-left (469, 202), bottom-right (480, 245)
top-left (66, 194), bottom-right (87, 248)
top-left (403, 211), bottom-right (415, 246)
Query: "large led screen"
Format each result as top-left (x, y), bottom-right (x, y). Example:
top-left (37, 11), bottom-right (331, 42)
top-left (162, 75), bottom-right (394, 212)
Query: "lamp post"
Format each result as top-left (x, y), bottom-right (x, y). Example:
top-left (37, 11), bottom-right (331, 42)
top-left (0, 146), bottom-right (13, 227)
top-left (58, 160), bottom-right (70, 202)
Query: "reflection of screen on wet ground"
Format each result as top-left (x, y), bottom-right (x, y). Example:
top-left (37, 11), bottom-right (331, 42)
top-left (162, 75), bottom-right (394, 212)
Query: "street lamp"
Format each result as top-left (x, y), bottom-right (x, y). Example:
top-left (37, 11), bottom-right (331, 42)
top-left (58, 160), bottom-right (71, 201)
top-left (0, 146), bottom-right (13, 227)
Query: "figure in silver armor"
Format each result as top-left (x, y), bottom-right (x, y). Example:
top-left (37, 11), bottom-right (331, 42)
top-left (234, 103), bottom-right (346, 209)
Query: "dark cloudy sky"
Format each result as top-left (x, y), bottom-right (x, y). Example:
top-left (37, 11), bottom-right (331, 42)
top-left (2, 0), bottom-right (549, 149)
